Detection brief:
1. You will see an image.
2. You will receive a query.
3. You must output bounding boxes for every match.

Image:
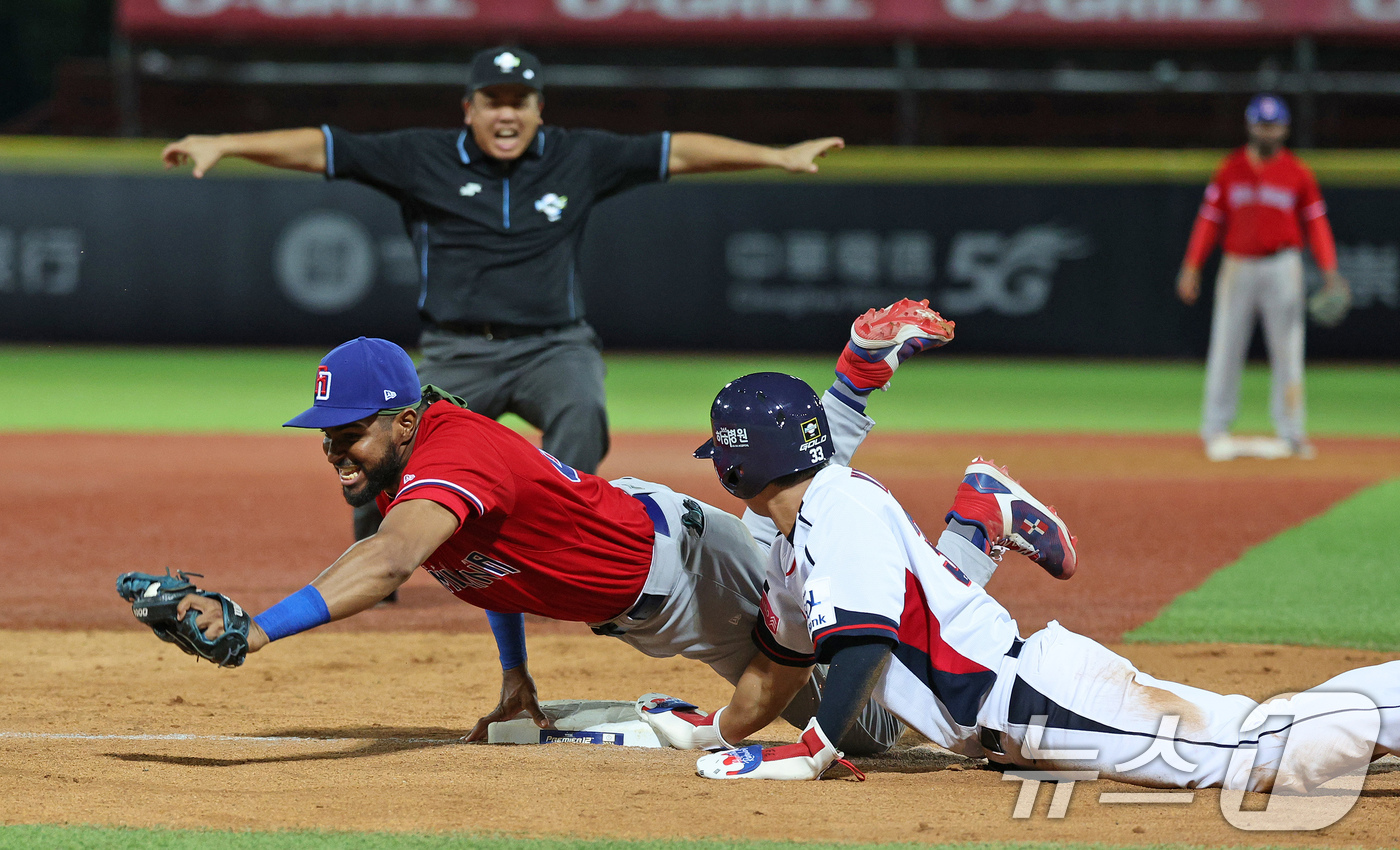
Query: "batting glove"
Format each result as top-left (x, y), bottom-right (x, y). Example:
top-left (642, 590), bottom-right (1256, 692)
top-left (695, 718), bottom-right (865, 781)
top-left (636, 693), bottom-right (732, 751)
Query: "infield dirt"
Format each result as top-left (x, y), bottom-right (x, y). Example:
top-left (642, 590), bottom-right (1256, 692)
top-left (2, 431), bottom-right (1399, 846)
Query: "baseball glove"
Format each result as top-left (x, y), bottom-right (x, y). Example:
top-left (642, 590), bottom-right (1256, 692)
top-left (1308, 286), bottom-right (1351, 329)
top-left (116, 570), bottom-right (251, 667)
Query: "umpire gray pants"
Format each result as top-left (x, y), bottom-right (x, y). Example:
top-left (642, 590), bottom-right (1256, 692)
top-left (600, 477), bottom-right (904, 756)
top-left (352, 321), bottom-right (610, 539)
top-left (1201, 250), bottom-right (1307, 444)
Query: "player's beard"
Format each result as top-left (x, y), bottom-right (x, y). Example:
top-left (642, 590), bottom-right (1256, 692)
top-left (341, 442), bottom-right (406, 508)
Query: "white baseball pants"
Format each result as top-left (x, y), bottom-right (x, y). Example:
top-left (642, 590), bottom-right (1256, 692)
top-left (992, 622), bottom-right (1400, 793)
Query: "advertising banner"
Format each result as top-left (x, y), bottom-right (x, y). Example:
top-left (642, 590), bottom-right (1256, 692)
top-left (1, 173), bottom-right (1395, 358)
top-left (118, 0), bottom-right (1400, 44)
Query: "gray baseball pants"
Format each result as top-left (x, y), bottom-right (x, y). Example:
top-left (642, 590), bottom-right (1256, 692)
top-left (1201, 250), bottom-right (1307, 444)
top-left (352, 321), bottom-right (610, 539)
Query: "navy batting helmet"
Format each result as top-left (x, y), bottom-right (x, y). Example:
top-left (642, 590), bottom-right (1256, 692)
top-left (694, 372), bottom-right (832, 499)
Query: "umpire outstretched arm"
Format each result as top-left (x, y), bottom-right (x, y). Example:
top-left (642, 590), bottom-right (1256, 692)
top-left (667, 133), bottom-right (843, 175)
top-left (161, 128), bottom-right (842, 179)
top-left (162, 128), bottom-right (327, 178)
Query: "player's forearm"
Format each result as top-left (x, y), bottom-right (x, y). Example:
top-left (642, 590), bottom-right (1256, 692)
top-left (486, 610), bottom-right (528, 670)
top-left (814, 639), bottom-right (893, 747)
top-left (309, 534), bottom-right (419, 619)
top-left (1181, 215), bottom-right (1222, 270)
top-left (668, 133), bottom-right (784, 175)
top-left (1304, 215), bottom-right (1339, 272)
top-left (214, 128), bottom-right (328, 173)
top-left (717, 654), bottom-right (813, 743)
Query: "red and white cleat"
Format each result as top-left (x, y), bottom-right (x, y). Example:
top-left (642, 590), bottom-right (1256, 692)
top-left (944, 458), bottom-right (1077, 579)
top-left (835, 299), bottom-right (955, 393)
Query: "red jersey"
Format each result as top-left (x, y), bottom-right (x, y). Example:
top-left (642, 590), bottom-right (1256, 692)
top-left (1184, 147), bottom-right (1336, 270)
top-left (375, 402), bottom-right (654, 622)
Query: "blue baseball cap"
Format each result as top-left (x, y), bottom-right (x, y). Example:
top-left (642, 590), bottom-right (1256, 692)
top-left (283, 337), bottom-right (421, 429)
top-left (1246, 94), bottom-right (1290, 125)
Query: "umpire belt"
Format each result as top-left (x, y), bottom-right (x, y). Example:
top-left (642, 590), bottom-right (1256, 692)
top-left (590, 491), bottom-right (676, 638)
top-left (433, 319), bottom-right (582, 341)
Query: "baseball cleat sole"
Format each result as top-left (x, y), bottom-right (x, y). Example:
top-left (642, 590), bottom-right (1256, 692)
top-left (849, 298), bottom-right (955, 350)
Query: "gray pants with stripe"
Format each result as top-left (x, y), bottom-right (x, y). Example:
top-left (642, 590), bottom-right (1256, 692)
top-left (1201, 250), bottom-right (1307, 443)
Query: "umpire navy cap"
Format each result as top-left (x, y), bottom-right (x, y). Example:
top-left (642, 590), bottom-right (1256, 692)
top-left (1246, 94), bottom-right (1290, 125)
top-left (468, 46), bottom-right (543, 94)
top-left (284, 337), bottom-right (422, 429)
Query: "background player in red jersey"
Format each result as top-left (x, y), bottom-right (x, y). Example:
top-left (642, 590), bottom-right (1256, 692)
top-left (1176, 94), bottom-right (1350, 462)
top-left (159, 300), bottom-right (961, 755)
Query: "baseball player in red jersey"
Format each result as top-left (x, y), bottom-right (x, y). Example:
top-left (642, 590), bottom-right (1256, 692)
top-left (165, 300), bottom-right (970, 755)
top-left (1177, 94), bottom-right (1350, 461)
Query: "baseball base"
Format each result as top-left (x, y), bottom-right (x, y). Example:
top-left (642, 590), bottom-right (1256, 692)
top-left (486, 699), bottom-right (663, 747)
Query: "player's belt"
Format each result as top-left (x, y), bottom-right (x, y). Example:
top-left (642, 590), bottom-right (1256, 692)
top-left (978, 636), bottom-right (1026, 758)
top-left (433, 319), bottom-right (582, 340)
top-left (590, 593), bottom-right (667, 638)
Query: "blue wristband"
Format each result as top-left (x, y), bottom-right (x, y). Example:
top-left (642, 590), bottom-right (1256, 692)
top-left (255, 586), bottom-right (331, 643)
top-left (486, 610), bottom-right (527, 670)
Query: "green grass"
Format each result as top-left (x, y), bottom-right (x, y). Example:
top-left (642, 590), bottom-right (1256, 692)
top-left (1128, 477), bottom-right (1400, 650)
top-left (0, 828), bottom-right (1308, 850)
top-left (1, 346), bottom-right (1397, 436)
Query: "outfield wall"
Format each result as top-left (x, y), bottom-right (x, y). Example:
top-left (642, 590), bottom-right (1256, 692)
top-left (1, 140), bottom-right (1396, 356)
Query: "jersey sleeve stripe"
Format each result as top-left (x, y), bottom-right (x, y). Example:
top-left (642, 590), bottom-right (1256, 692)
top-left (1300, 200), bottom-right (1327, 220)
top-left (321, 125), bottom-right (335, 178)
top-left (397, 479), bottom-right (485, 514)
top-left (813, 622), bottom-right (900, 644)
top-left (751, 626), bottom-right (816, 668)
top-left (659, 131), bottom-right (672, 182)
top-left (1198, 205), bottom-right (1225, 223)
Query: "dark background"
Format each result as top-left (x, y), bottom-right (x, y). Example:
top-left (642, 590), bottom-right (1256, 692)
top-left (2, 174), bottom-right (1394, 357)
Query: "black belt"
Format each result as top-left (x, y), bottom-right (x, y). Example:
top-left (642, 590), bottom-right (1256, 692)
top-left (591, 594), bottom-right (666, 638)
top-left (433, 319), bottom-right (580, 340)
top-left (978, 637), bottom-right (1025, 757)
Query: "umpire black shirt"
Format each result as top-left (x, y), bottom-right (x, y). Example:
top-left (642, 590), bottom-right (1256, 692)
top-left (323, 124), bottom-right (670, 327)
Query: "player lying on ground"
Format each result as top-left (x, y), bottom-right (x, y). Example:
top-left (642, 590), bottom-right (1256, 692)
top-left (639, 372), bottom-right (1399, 793)
top-left (121, 301), bottom-right (1012, 756)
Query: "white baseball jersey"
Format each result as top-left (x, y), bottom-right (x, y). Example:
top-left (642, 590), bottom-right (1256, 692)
top-left (756, 466), bottom-right (1400, 792)
top-left (755, 464), bottom-right (1022, 757)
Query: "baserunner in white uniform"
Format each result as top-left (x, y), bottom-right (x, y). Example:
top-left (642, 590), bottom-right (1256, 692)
top-left (640, 372), bottom-right (1400, 796)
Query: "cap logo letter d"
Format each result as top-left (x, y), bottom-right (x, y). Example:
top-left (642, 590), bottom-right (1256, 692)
top-left (315, 365), bottom-right (332, 401)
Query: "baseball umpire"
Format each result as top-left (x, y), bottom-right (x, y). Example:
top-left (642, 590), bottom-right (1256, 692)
top-left (1176, 94), bottom-right (1350, 462)
top-left (120, 301), bottom-right (969, 756)
top-left (160, 45), bottom-right (846, 580)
